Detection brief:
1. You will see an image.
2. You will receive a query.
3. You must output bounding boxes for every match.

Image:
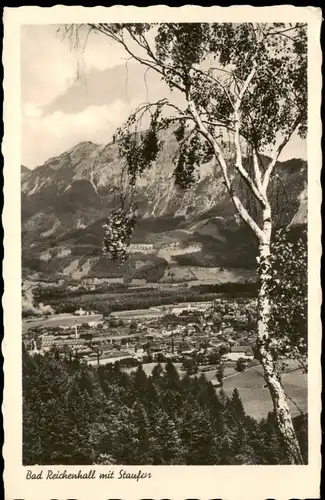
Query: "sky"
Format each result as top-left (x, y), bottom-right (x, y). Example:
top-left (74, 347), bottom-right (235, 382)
top-left (21, 24), bottom-right (307, 169)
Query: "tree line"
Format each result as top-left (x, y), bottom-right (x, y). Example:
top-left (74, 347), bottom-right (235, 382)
top-left (23, 347), bottom-right (307, 466)
top-left (32, 282), bottom-right (257, 316)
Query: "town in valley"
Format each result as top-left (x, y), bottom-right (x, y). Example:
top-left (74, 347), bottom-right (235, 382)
top-left (23, 284), bottom-right (306, 420)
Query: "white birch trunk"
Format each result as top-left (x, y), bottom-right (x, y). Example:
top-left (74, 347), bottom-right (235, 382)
top-left (257, 209), bottom-right (304, 464)
top-left (188, 97), bottom-right (304, 464)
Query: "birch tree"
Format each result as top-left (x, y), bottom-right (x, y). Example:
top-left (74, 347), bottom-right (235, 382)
top-left (66, 22), bottom-right (307, 464)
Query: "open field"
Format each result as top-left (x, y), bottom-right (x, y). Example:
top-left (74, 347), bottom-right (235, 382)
top-left (88, 355), bottom-right (133, 366)
top-left (161, 266), bottom-right (256, 283)
top-left (123, 362), bottom-right (186, 378)
top-left (110, 309), bottom-right (164, 320)
top-left (222, 366), bottom-right (307, 419)
top-left (124, 361), bottom-right (237, 382)
top-left (199, 365), bottom-right (238, 381)
top-left (23, 313), bottom-right (103, 333)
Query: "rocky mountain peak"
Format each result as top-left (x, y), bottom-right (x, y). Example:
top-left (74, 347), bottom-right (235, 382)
top-left (21, 133), bottom-right (307, 280)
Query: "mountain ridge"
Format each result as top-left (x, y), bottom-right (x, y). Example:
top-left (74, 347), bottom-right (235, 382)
top-left (21, 135), bottom-right (307, 282)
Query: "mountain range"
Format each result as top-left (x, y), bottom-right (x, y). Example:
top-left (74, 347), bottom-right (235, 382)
top-left (21, 132), bottom-right (307, 284)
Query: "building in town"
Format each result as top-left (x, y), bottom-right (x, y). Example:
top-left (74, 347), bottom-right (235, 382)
top-left (75, 308), bottom-right (87, 316)
top-left (223, 345), bottom-right (254, 361)
top-left (129, 244), bottom-right (154, 254)
top-left (41, 338), bottom-right (87, 350)
top-left (170, 302), bottom-right (211, 315)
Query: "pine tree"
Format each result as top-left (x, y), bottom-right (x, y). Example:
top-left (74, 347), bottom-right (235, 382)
top-left (164, 359), bottom-right (180, 387)
top-left (133, 364), bottom-right (148, 396)
top-left (145, 378), bottom-right (161, 406)
top-left (151, 408), bottom-right (185, 464)
top-left (111, 405), bottom-right (140, 464)
top-left (151, 362), bottom-right (163, 380)
top-left (230, 388), bottom-right (246, 421)
top-left (132, 402), bottom-right (154, 464)
top-left (216, 364), bottom-right (225, 387)
top-left (180, 397), bottom-right (218, 464)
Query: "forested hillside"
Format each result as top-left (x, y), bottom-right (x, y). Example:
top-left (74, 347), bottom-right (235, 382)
top-left (23, 348), bottom-right (308, 466)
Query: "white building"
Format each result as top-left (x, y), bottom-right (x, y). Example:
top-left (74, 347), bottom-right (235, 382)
top-left (129, 244), bottom-right (154, 254)
top-left (224, 345), bottom-right (254, 362)
top-left (171, 302), bottom-right (211, 315)
top-left (75, 308), bottom-right (87, 316)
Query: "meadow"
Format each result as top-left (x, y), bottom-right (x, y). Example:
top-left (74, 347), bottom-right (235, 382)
top-left (22, 313), bottom-right (103, 333)
top-left (222, 366), bottom-right (307, 419)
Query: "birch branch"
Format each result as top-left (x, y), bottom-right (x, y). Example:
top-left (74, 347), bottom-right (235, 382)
top-left (232, 63), bottom-right (267, 206)
top-left (233, 112), bottom-right (266, 206)
top-left (262, 114), bottom-right (302, 191)
top-left (252, 148), bottom-right (264, 194)
top-left (188, 98), bottom-right (264, 241)
top-left (236, 63), bottom-right (257, 105)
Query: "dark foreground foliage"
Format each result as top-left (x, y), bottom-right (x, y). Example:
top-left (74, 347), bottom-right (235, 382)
top-left (23, 347), bottom-right (307, 465)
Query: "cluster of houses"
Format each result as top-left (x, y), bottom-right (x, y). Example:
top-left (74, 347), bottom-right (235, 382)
top-left (23, 298), bottom-right (256, 366)
top-left (24, 319), bottom-right (254, 366)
